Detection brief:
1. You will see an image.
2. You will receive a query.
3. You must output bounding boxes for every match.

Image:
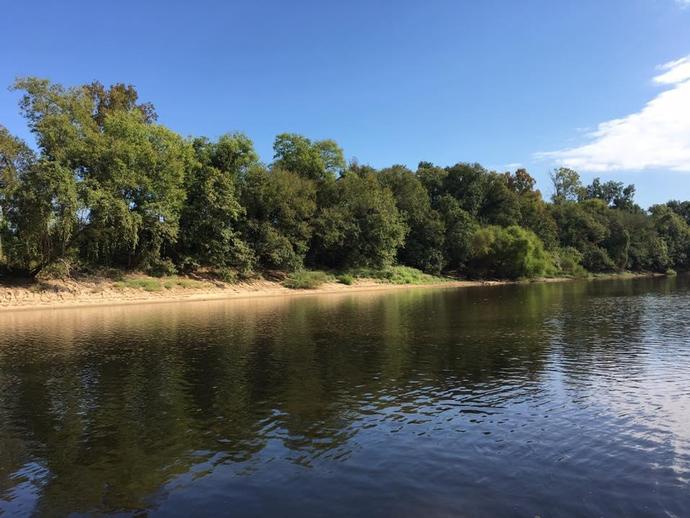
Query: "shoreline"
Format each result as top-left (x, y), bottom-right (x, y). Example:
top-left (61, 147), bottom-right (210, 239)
top-left (0, 272), bottom-right (666, 313)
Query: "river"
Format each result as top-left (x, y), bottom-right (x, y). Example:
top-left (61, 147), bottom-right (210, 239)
top-left (1, 276), bottom-right (689, 516)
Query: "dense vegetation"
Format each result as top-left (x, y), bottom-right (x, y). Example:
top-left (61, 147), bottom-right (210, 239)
top-left (1, 78), bottom-right (688, 281)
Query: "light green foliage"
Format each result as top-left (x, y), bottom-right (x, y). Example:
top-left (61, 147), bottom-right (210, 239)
top-left (11, 78), bottom-right (189, 270)
top-left (553, 247), bottom-right (587, 277)
top-left (273, 133), bottom-right (345, 181)
top-left (282, 270), bottom-right (333, 289)
top-left (115, 275), bottom-right (208, 291)
top-left (114, 277), bottom-right (163, 292)
top-left (469, 225), bottom-right (554, 279)
top-left (337, 273), bottom-right (355, 285)
top-left (550, 167), bottom-right (584, 203)
top-left (4, 160), bottom-right (78, 273)
top-left (348, 265), bottom-right (444, 284)
top-left (651, 204), bottom-right (690, 269)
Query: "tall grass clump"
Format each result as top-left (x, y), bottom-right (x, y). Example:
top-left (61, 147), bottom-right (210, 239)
top-left (349, 265), bottom-right (445, 284)
top-left (282, 270), bottom-right (333, 289)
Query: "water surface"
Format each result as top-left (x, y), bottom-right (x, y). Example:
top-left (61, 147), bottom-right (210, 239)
top-left (1, 276), bottom-right (689, 516)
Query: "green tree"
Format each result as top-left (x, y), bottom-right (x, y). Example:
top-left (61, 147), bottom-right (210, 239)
top-left (272, 133), bottom-right (345, 181)
top-left (310, 171), bottom-right (407, 268)
top-left (436, 194), bottom-right (478, 271)
top-left (378, 165), bottom-right (445, 273)
top-left (241, 167), bottom-right (317, 270)
top-left (442, 162), bottom-right (490, 217)
top-left (177, 135), bottom-right (257, 272)
top-left (651, 204), bottom-right (690, 269)
top-left (582, 177), bottom-right (636, 211)
top-left (0, 126), bottom-right (35, 264)
top-left (3, 160), bottom-right (78, 273)
top-left (550, 167), bottom-right (584, 203)
top-left (13, 78), bottom-right (190, 270)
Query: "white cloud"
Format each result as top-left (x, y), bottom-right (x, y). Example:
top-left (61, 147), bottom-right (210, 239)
top-left (677, 0), bottom-right (690, 8)
top-left (536, 55), bottom-right (690, 173)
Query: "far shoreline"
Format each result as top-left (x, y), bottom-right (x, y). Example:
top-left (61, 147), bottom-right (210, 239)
top-left (0, 271), bottom-right (668, 313)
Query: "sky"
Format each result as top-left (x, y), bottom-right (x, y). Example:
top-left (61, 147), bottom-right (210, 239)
top-left (1, 0), bottom-right (689, 208)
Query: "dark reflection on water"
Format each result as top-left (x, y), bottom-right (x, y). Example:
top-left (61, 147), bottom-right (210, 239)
top-left (1, 276), bottom-right (689, 516)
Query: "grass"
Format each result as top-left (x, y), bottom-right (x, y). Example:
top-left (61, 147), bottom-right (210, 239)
top-left (346, 266), bottom-right (447, 285)
top-left (337, 273), bottom-right (355, 285)
top-left (114, 278), bottom-right (163, 292)
top-left (114, 275), bottom-right (209, 292)
top-left (282, 270), bottom-right (333, 289)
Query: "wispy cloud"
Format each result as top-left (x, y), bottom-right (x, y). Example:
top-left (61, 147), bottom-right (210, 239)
top-left (536, 56), bottom-right (690, 173)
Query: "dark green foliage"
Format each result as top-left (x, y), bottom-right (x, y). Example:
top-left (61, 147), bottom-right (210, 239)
top-left (178, 135), bottom-right (255, 272)
top-left (310, 171), bottom-right (407, 269)
top-left (582, 177), bottom-right (636, 210)
top-left (241, 168), bottom-right (316, 270)
top-left (1, 77), bottom-right (688, 281)
top-left (436, 194), bottom-right (478, 271)
top-left (378, 165), bottom-right (445, 274)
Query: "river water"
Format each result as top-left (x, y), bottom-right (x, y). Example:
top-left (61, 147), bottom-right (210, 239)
top-left (1, 276), bottom-right (689, 516)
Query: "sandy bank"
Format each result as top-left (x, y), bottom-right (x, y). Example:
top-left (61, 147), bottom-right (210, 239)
top-left (0, 272), bottom-right (666, 313)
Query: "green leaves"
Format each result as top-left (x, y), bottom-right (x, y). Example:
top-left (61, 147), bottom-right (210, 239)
top-left (1, 78), bottom-right (688, 280)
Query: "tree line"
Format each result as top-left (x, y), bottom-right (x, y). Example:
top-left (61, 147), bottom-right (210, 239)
top-left (1, 78), bottom-right (688, 280)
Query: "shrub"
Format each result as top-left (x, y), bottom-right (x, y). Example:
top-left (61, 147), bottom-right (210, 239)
top-left (282, 270), bottom-right (332, 289)
top-left (218, 268), bottom-right (239, 284)
top-left (468, 225), bottom-right (554, 279)
top-left (348, 265), bottom-right (443, 285)
top-left (337, 273), bottom-right (355, 285)
top-left (37, 258), bottom-right (76, 280)
top-left (554, 247), bottom-right (588, 277)
top-left (147, 259), bottom-right (177, 277)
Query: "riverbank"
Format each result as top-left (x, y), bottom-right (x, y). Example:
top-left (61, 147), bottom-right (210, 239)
top-left (0, 271), bottom-right (666, 312)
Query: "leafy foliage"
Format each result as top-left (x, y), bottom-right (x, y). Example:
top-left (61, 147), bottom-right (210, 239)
top-left (1, 77), bottom-right (688, 282)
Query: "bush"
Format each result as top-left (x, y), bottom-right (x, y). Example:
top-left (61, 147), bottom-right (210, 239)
top-left (554, 247), bottom-right (588, 277)
top-left (468, 225), bottom-right (554, 279)
top-left (217, 268), bottom-right (239, 284)
top-left (337, 273), bottom-right (355, 285)
top-left (37, 258), bottom-right (76, 280)
top-left (282, 270), bottom-right (332, 289)
top-left (348, 265), bottom-right (443, 284)
top-left (581, 244), bottom-right (616, 272)
top-left (147, 259), bottom-right (177, 277)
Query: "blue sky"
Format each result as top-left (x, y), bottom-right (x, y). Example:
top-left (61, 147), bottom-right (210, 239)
top-left (2, 0), bottom-right (689, 208)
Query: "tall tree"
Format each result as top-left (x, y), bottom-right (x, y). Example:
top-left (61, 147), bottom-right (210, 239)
top-left (550, 167), bottom-right (583, 203)
top-left (310, 170), bottom-right (407, 268)
top-left (273, 133), bottom-right (345, 181)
